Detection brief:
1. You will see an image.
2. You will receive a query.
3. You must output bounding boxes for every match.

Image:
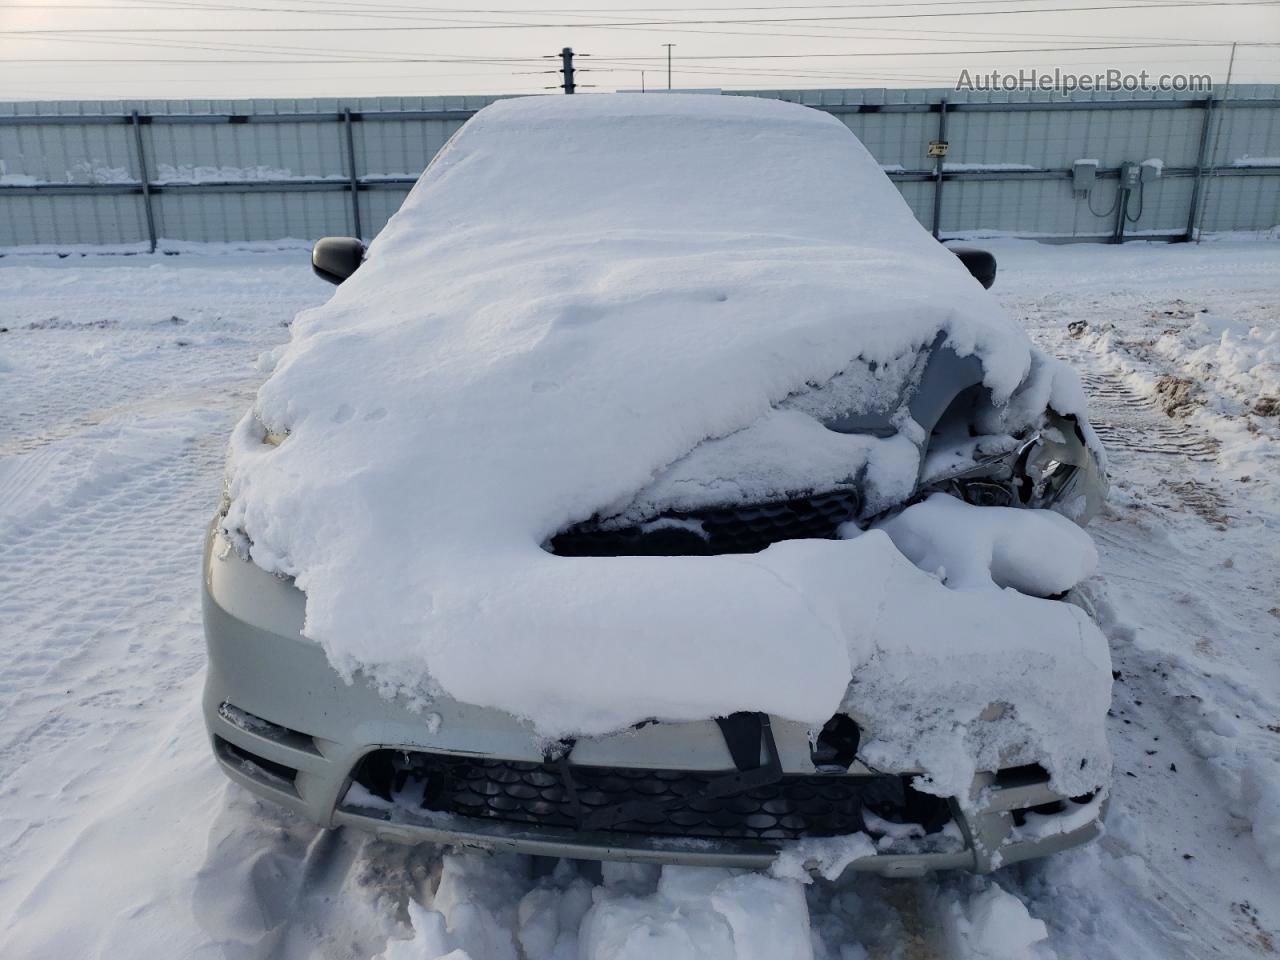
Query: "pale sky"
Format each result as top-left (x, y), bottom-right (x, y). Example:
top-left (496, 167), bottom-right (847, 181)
top-left (1, 0), bottom-right (1277, 102)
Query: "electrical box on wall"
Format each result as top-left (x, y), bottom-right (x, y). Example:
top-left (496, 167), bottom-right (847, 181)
top-left (1141, 158), bottom-right (1164, 182)
top-left (1072, 159), bottom-right (1098, 196)
top-left (1119, 161), bottom-right (1141, 190)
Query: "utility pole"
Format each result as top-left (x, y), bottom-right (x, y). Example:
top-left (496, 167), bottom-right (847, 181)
top-left (1195, 40), bottom-right (1238, 244)
top-left (560, 46), bottom-right (576, 94)
top-left (662, 43), bottom-right (675, 90)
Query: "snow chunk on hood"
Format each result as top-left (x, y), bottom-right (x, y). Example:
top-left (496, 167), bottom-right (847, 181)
top-left (877, 493), bottom-right (1099, 595)
top-left (224, 94), bottom-right (1108, 791)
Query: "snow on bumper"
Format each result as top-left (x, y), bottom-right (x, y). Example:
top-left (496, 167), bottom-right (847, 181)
top-left (202, 523), bottom-right (1104, 875)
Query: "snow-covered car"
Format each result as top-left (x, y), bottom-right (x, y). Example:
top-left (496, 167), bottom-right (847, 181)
top-left (203, 94), bottom-right (1112, 876)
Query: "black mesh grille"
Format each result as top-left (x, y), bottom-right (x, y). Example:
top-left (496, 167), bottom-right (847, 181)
top-left (550, 488), bottom-right (862, 557)
top-left (350, 750), bottom-right (950, 842)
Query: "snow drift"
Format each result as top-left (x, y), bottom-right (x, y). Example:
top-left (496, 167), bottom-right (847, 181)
top-left (223, 94), bottom-right (1110, 795)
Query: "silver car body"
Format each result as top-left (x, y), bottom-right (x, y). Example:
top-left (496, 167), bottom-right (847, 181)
top-left (204, 99), bottom-right (1110, 877)
top-left (204, 508), bottom-right (1103, 876)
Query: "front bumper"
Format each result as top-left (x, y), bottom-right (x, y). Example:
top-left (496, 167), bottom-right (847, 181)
top-left (202, 521), bottom-right (1102, 876)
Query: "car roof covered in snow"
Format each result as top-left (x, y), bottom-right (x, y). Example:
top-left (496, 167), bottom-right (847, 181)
top-left (385, 93), bottom-right (943, 248)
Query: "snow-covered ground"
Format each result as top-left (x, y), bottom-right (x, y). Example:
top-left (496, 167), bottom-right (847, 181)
top-left (0, 238), bottom-right (1276, 959)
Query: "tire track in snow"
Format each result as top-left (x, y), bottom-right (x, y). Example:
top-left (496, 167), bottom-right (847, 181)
top-left (999, 276), bottom-right (1280, 959)
top-left (1078, 371), bottom-right (1220, 462)
top-left (0, 380), bottom-right (258, 459)
top-left (0, 259), bottom-right (328, 954)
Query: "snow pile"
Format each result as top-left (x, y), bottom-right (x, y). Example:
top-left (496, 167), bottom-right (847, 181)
top-left (941, 883), bottom-right (1055, 960)
top-left (824, 534), bottom-right (1108, 791)
top-left (581, 870), bottom-right (812, 960)
top-left (1187, 701), bottom-right (1280, 875)
top-left (373, 855), bottom-right (1063, 960)
top-left (1242, 763), bottom-right (1280, 872)
top-left (223, 94), bottom-right (1109, 792)
top-left (876, 494), bottom-right (1098, 596)
top-left (1077, 294), bottom-right (1280, 419)
top-left (1158, 324), bottom-right (1280, 409)
top-left (377, 857), bottom-right (818, 960)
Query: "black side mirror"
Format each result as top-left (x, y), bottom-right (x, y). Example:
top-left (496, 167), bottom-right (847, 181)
top-left (312, 237), bottom-right (366, 285)
top-left (948, 246), bottom-right (997, 289)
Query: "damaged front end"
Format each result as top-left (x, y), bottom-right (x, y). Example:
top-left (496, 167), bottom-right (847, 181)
top-left (211, 326), bottom-right (1111, 877)
top-left (917, 409), bottom-right (1106, 524)
top-left (535, 337), bottom-right (1113, 865)
top-left (548, 336), bottom-right (1107, 559)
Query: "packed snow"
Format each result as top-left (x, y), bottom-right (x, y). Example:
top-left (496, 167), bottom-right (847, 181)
top-left (153, 163), bottom-right (330, 184)
top-left (0, 159), bottom-right (133, 185)
top-left (1231, 155), bottom-right (1280, 167)
top-left (220, 95), bottom-right (1107, 796)
top-left (942, 163), bottom-right (1041, 173)
top-left (875, 494), bottom-right (1099, 596)
top-left (1, 237), bottom-right (1278, 957)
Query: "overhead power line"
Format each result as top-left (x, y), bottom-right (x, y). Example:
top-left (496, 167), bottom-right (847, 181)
top-left (6, 0), bottom-right (1251, 56)
top-left (9, 40), bottom-right (1276, 63)
top-left (0, 0), bottom-right (1256, 8)
top-left (0, 22), bottom-right (564, 64)
top-left (7, 0), bottom-right (1250, 47)
top-left (2, 0), bottom-right (1278, 34)
top-left (591, 39), bottom-right (1279, 58)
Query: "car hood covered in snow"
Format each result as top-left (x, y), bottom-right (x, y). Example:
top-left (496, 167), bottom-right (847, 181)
top-left (224, 94), bottom-right (1110, 797)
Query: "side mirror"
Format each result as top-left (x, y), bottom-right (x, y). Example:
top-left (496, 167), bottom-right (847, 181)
top-left (312, 237), bottom-right (366, 285)
top-left (948, 246), bottom-right (997, 290)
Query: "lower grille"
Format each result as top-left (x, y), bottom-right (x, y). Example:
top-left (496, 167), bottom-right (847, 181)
top-left (549, 488), bottom-right (862, 557)
top-left (350, 750), bottom-right (951, 842)
top-left (214, 735), bottom-right (298, 793)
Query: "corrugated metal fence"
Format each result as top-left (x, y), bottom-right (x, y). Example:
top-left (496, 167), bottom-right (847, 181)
top-left (2, 86), bottom-right (1278, 251)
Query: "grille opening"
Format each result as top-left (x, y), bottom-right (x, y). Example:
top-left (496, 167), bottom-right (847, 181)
top-left (811, 714), bottom-right (861, 772)
top-left (1010, 800), bottom-right (1067, 827)
top-left (214, 735), bottom-right (298, 791)
top-left (992, 763), bottom-right (1051, 789)
top-left (1010, 790), bottom-right (1098, 828)
top-left (549, 489), bottom-right (862, 558)
top-left (347, 749), bottom-right (953, 843)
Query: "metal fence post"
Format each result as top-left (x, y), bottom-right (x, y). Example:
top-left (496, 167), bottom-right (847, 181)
top-left (1184, 96), bottom-right (1216, 241)
top-left (1112, 179), bottom-right (1130, 244)
top-left (130, 110), bottom-right (157, 253)
top-left (343, 108), bottom-right (363, 239)
top-left (931, 98), bottom-right (948, 239)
